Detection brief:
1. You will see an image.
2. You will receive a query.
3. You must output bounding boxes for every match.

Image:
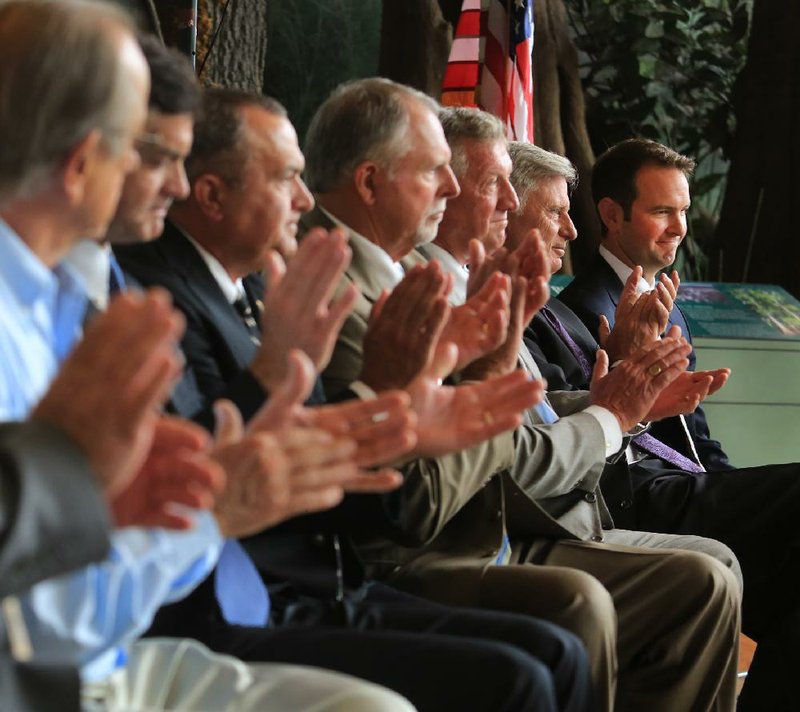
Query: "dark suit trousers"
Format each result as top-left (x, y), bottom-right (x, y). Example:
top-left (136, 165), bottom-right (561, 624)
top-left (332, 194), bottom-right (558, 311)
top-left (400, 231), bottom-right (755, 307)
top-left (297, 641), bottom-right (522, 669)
top-left (623, 459), bottom-right (800, 710)
top-left (150, 582), bottom-right (592, 712)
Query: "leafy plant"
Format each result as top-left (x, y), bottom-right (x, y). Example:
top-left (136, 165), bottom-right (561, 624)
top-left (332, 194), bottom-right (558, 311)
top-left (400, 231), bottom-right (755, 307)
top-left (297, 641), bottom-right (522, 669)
top-left (566, 0), bottom-right (751, 279)
top-left (264, 0), bottom-right (382, 143)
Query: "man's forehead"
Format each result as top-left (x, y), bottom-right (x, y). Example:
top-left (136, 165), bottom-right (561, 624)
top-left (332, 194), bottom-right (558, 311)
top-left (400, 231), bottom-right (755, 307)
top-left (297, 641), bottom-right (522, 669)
top-left (633, 165), bottom-right (690, 200)
top-left (401, 101), bottom-right (449, 154)
top-left (242, 108), bottom-right (300, 157)
top-left (528, 175), bottom-right (569, 206)
top-left (464, 138), bottom-right (511, 175)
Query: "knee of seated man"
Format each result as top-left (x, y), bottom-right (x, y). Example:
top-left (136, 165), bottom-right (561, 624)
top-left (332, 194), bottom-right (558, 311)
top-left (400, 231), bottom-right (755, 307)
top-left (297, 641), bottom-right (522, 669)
top-left (544, 567), bottom-right (617, 643)
top-left (664, 548), bottom-right (742, 609)
top-left (479, 642), bottom-right (558, 704)
top-left (695, 538), bottom-right (743, 593)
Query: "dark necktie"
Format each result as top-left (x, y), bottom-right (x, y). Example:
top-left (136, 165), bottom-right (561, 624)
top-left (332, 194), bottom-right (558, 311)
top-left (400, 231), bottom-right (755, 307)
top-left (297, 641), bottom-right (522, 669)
top-left (233, 295), bottom-right (261, 346)
top-left (540, 304), bottom-right (594, 381)
top-left (543, 305), bottom-right (704, 473)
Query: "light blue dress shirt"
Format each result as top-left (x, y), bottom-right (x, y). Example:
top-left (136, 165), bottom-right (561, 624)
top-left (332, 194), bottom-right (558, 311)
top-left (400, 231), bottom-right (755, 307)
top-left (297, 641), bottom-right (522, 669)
top-left (0, 220), bottom-right (87, 420)
top-left (0, 220), bottom-right (223, 681)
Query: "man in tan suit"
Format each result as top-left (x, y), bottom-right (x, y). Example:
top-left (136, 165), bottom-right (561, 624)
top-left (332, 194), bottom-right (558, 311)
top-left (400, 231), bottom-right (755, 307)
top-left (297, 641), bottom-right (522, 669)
top-left (303, 80), bottom-right (742, 712)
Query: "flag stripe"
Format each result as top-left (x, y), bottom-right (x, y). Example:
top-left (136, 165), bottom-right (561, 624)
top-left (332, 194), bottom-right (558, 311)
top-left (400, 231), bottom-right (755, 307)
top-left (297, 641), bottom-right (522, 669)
top-left (442, 0), bottom-right (535, 143)
top-left (450, 37), bottom-right (481, 63)
top-left (443, 62), bottom-right (480, 90)
top-left (455, 9), bottom-right (482, 36)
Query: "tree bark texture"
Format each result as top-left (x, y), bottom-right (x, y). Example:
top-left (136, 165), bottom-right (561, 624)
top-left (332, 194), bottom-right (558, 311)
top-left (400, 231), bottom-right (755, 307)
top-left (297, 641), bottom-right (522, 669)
top-left (714, 0), bottom-right (800, 297)
top-left (380, 0), bottom-right (453, 98)
top-left (195, 0), bottom-right (268, 92)
top-left (532, 0), bottom-right (597, 275)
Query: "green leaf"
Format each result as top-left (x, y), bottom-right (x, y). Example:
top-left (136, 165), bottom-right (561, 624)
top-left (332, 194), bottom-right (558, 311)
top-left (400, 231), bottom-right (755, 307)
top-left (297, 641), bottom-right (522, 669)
top-left (645, 19), bottom-right (665, 38)
top-left (638, 54), bottom-right (658, 79)
top-left (692, 172), bottom-right (727, 196)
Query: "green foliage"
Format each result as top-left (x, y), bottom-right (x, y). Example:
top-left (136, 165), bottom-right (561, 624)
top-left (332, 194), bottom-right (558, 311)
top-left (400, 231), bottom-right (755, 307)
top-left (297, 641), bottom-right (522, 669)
top-left (264, 0), bottom-right (382, 145)
top-left (566, 0), bottom-right (751, 279)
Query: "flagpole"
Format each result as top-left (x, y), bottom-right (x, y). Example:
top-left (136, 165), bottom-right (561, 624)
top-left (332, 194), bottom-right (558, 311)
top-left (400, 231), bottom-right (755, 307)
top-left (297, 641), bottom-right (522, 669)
top-left (175, 0), bottom-right (198, 69)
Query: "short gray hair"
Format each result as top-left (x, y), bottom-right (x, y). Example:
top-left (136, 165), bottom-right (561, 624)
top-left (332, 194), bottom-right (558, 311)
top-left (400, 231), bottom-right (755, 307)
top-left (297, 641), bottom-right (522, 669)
top-left (304, 77), bottom-right (440, 193)
top-left (508, 142), bottom-right (578, 210)
top-left (0, 0), bottom-right (135, 202)
top-left (439, 106), bottom-right (505, 178)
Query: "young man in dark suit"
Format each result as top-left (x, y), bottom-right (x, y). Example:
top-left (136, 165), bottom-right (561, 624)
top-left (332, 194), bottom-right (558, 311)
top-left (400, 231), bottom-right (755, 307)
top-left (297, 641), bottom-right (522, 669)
top-left (511, 139), bottom-right (800, 711)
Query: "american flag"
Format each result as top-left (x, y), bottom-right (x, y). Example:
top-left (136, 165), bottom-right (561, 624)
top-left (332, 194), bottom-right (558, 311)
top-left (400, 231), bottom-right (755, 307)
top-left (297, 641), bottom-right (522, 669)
top-left (441, 0), bottom-right (535, 142)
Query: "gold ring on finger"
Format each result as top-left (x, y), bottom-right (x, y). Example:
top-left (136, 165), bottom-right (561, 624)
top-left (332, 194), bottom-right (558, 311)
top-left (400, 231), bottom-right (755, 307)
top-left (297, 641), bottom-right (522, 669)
top-left (647, 363), bottom-right (663, 377)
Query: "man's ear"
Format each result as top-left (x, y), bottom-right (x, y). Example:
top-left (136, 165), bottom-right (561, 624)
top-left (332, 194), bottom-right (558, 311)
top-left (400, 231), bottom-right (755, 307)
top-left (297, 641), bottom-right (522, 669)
top-left (353, 161), bottom-right (379, 206)
top-left (193, 173), bottom-right (228, 221)
top-left (62, 129), bottom-right (104, 206)
top-left (597, 197), bottom-right (624, 234)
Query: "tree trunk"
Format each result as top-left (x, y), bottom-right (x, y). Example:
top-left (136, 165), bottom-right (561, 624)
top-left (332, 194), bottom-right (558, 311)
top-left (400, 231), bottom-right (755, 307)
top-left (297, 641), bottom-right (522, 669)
top-left (532, 0), bottom-right (597, 275)
top-left (194, 0), bottom-right (268, 91)
top-left (380, 0), bottom-right (453, 98)
top-left (714, 0), bottom-right (800, 297)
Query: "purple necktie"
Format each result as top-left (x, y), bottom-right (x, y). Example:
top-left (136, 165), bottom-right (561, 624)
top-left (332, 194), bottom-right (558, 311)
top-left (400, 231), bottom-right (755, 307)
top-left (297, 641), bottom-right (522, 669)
top-left (540, 305), bottom-right (594, 381)
top-left (633, 432), bottom-right (704, 473)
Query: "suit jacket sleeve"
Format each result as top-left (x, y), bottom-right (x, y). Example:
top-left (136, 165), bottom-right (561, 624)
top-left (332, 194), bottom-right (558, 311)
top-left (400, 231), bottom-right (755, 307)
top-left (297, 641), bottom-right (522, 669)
top-left (510, 375), bottom-right (607, 501)
top-left (0, 423), bottom-right (110, 597)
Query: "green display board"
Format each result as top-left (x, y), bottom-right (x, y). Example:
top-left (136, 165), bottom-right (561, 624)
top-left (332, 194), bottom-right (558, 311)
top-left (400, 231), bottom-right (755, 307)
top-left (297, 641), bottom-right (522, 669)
top-left (676, 283), bottom-right (800, 341)
top-left (548, 276), bottom-right (800, 466)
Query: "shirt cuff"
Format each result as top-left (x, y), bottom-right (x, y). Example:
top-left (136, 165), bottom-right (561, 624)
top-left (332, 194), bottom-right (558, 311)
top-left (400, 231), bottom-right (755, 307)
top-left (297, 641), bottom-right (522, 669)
top-left (349, 380), bottom-right (377, 401)
top-left (582, 405), bottom-right (623, 457)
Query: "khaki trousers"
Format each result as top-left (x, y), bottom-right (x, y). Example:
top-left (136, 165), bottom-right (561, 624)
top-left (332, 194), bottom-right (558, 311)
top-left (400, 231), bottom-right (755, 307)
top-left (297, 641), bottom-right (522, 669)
top-left (396, 530), bottom-right (741, 712)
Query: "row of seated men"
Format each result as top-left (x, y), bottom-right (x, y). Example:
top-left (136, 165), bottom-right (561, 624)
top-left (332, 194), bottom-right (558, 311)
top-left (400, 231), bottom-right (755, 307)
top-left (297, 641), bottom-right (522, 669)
top-left (2, 1), bottom-right (799, 710)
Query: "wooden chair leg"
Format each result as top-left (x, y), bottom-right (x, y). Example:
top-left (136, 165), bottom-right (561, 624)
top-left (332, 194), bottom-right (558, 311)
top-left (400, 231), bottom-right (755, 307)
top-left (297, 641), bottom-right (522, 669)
top-left (737, 634), bottom-right (757, 696)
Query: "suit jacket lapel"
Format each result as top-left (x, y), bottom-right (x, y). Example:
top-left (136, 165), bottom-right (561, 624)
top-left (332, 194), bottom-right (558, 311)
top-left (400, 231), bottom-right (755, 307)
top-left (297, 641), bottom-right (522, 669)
top-left (300, 206), bottom-right (386, 308)
top-left (159, 223), bottom-right (259, 370)
top-left (594, 253), bottom-right (623, 314)
top-left (548, 299), bottom-right (599, 354)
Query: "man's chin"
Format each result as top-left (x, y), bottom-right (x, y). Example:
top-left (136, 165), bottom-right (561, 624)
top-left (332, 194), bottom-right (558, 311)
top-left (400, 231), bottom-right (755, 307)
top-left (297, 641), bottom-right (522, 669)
top-left (275, 237), bottom-right (298, 261)
top-left (656, 252), bottom-right (678, 269)
top-left (413, 225), bottom-right (438, 246)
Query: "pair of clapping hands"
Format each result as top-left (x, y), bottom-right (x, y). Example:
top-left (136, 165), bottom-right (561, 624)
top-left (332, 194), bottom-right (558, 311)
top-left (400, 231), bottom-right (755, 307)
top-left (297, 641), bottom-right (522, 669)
top-left (590, 267), bottom-right (730, 429)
